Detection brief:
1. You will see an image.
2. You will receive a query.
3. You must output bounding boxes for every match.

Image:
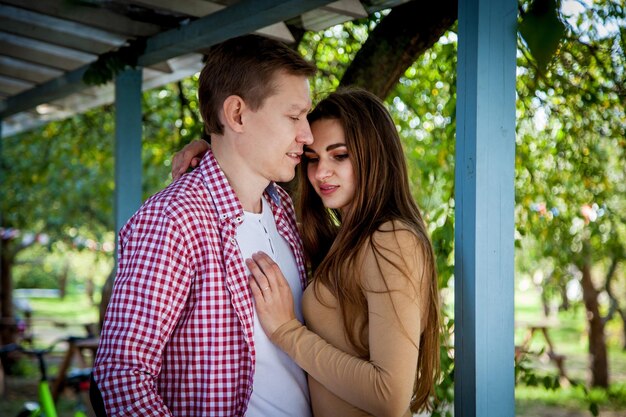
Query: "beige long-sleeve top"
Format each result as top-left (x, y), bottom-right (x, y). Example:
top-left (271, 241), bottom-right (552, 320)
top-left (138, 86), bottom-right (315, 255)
top-left (271, 221), bottom-right (430, 417)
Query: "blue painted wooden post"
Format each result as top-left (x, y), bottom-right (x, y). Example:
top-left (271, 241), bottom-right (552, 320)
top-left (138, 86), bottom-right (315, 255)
top-left (114, 68), bottom-right (142, 234)
top-left (454, 0), bottom-right (517, 416)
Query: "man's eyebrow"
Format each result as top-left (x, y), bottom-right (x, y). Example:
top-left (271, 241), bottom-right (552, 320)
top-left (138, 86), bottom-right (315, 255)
top-left (288, 103), bottom-right (311, 113)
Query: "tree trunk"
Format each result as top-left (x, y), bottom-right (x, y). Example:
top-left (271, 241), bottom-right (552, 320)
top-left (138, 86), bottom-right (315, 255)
top-left (59, 261), bottom-right (69, 299)
top-left (0, 239), bottom-right (18, 375)
top-left (620, 311), bottom-right (626, 351)
top-left (540, 285), bottom-right (551, 317)
top-left (339, 0), bottom-right (458, 99)
top-left (559, 281), bottom-right (570, 311)
top-left (0, 240), bottom-right (16, 346)
top-left (602, 256), bottom-right (626, 350)
top-left (579, 258), bottom-right (609, 387)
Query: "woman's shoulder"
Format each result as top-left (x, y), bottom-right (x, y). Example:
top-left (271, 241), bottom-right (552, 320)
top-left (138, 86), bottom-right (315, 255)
top-left (370, 220), bottom-right (422, 252)
top-left (360, 220), bottom-right (426, 292)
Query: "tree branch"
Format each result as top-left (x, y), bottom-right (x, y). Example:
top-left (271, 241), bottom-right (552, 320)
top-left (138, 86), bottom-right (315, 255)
top-left (602, 255), bottom-right (623, 325)
top-left (339, 0), bottom-right (458, 99)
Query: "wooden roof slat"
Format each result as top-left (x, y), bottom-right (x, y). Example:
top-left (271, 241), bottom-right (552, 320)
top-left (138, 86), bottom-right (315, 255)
top-left (1, 0), bottom-right (162, 37)
top-left (323, 0), bottom-right (369, 17)
top-left (120, 0), bottom-right (295, 43)
top-left (0, 44), bottom-right (87, 72)
top-left (148, 61), bottom-right (174, 74)
top-left (0, 74), bottom-right (34, 95)
top-left (301, 0), bottom-right (368, 31)
top-left (138, 0), bottom-right (334, 66)
top-left (0, 33), bottom-right (98, 63)
top-left (0, 17), bottom-right (120, 55)
top-left (0, 4), bottom-right (128, 46)
top-left (0, 33), bottom-right (96, 71)
top-left (0, 56), bottom-right (63, 83)
top-left (119, 0), bottom-right (224, 17)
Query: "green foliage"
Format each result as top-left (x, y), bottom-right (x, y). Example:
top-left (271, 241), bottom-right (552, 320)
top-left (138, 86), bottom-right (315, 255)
top-left (392, 35), bottom-right (457, 289)
top-left (432, 316), bottom-right (455, 417)
top-left (83, 40), bottom-right (147, 86)
top-left (2, 355), bottom-right (37, 377)
top-left (300, 18), bottom-right (378, 101)
top-left (516, 0), bottom-right (626, 300)
top-left (2, 107), bottom-right (115, 242)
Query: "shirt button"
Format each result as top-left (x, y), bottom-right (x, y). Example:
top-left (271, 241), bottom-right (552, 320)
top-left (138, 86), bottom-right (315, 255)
top-left (220, 214), bottom-right (227, 219)
top-left (230, 238), bottom-right (236, 244)
top-left (236, 216), bottom-right (242, 223)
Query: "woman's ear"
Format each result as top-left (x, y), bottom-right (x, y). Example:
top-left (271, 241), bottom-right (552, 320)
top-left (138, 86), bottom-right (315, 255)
top-left (222, 95), bottom-right (245, 133)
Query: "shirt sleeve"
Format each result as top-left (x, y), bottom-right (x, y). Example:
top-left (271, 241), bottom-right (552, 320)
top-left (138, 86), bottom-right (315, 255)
top-left (93, 212), bottom-right (192, 416)
top-left (271, 228), bottom-right (430, 417)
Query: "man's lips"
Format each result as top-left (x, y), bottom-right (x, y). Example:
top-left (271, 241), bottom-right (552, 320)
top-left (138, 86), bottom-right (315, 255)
top-left (287, 152), bottom-right (302, 162)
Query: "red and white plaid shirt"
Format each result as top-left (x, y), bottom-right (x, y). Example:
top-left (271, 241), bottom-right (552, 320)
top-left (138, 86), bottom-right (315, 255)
top-left (93, 150), bottom-right (306, 416)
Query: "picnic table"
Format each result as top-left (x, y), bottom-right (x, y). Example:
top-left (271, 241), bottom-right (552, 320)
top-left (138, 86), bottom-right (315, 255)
top-left (51, 335), bottom-right (99, 401)
top-left (515, 319), bottom-right (568, 381)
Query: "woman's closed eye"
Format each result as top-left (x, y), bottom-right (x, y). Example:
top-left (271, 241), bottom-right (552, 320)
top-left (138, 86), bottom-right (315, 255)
top-left (303, 151), bottom-right (318, 163)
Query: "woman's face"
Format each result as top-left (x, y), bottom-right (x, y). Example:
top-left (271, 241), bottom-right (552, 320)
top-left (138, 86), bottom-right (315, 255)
top-left (305, 119), bottom-right (356, 214)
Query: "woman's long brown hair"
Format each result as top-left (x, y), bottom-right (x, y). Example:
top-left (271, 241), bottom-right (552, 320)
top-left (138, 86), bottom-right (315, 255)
top-left (297, 88), bottom-right (440, 412)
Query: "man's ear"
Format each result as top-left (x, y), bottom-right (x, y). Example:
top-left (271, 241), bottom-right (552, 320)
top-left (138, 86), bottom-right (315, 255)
top-left (222, 95), bottom-right (245, 133)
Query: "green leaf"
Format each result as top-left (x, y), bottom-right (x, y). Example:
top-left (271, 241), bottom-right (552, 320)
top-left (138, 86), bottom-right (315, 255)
top-left (519, 0), bottom-right (566, 71)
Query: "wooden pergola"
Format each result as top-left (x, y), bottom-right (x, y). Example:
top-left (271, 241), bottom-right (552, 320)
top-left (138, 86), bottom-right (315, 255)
top-left (0, 1), bottom-right (517, 415)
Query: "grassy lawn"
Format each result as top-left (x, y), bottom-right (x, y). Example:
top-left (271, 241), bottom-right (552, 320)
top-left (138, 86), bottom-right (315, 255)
top-left (2, 289), bottom-right (625, 416)
top-left (514, 288), bottom-right (626, 416)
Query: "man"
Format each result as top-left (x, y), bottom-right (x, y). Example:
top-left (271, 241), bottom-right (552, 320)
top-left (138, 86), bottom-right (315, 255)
top-left (92, 34), bottom-right (316, 416)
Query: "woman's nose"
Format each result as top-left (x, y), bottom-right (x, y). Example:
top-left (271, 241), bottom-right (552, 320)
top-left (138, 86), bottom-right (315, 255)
top-left (315, 160), bottom-right (332, 181)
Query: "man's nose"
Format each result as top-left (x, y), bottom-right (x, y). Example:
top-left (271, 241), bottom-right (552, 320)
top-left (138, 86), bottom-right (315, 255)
top-left (297, 120), bottom-right (313, 145)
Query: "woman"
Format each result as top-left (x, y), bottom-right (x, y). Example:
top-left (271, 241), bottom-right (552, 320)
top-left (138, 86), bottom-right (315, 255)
top-left (173, 89), bottom-right (440, 416)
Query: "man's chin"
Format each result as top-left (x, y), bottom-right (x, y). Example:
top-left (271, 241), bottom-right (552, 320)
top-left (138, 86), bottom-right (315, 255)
top-left (279, 171), bottom-right (297, 182)
top-left (273, 172), bottom-right (296, 185)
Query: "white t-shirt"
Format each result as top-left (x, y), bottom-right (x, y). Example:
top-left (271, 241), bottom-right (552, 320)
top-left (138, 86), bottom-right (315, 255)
top-left (235, 196), bottom-right (311, 417)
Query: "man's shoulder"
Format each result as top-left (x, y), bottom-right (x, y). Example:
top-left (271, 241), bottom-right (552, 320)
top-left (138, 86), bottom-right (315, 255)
top-left (127, 170), bottom-right (215, 231)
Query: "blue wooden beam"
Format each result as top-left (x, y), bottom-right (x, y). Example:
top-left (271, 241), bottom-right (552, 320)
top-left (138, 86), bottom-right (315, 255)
top-left (454, 0), bottom-right (517, 416)
top-left (0, 0), bottom-right (334, 119)
top-left (139, 0), bottom-right (335, 66)
top-left (114, 69), bottom-right (142, 233)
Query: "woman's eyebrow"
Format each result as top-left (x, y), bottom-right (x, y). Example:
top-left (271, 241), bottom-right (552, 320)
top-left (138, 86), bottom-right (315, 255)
top-left (304, 143), bottom-right (347, 153)
top-left (326, 143), bottom-right (347, 151)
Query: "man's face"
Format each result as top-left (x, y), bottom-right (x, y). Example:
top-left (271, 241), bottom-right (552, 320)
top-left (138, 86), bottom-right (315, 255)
top-left (236, 72), bottom-right (313, 184)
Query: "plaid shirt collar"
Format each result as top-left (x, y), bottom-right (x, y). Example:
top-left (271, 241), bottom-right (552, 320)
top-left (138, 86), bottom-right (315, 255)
top-left (199, 148), bottom-right (285, 222)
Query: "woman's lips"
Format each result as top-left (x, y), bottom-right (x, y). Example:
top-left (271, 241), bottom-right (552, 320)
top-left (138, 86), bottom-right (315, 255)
top-left (319, 184), bottom-right (338, 195)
